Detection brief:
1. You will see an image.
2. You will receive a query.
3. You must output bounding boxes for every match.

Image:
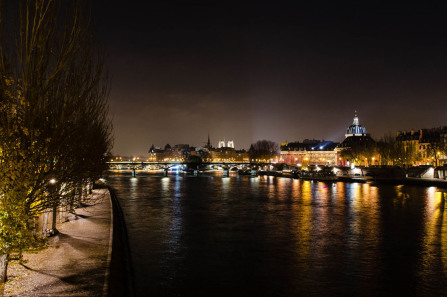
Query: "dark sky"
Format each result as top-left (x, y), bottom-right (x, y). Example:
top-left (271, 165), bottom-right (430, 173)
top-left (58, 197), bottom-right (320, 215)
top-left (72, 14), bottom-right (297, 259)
top-left (92, 1), bottom-right (447, 156)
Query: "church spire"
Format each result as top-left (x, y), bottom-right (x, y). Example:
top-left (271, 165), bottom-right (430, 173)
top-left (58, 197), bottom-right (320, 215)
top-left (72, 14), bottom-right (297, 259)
top-left (207, 132), bottom-right (211, 148)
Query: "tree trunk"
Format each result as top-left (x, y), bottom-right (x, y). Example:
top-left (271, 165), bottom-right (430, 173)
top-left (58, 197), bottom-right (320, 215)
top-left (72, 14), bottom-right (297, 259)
top-left (42, 211), bottom-right (49, 234)
top-left (0, 254), bottom-right (8, 285)
top-left (51, 204), bottom-right (58, 233)
top-left (79, 187), bottom-right (84, 204)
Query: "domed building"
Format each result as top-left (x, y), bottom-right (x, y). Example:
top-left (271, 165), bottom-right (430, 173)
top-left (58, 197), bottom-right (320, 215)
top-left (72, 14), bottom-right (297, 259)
top-left (345, 112), bottom-right (367, 137)
top-left (280, 112), bottom-right (377, 167)
top-left (337, 112), bottom-right (376, 166)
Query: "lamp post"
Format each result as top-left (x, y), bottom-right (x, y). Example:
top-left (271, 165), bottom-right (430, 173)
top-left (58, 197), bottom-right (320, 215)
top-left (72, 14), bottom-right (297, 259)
top-left (44, 178), bottom-right (59, 237)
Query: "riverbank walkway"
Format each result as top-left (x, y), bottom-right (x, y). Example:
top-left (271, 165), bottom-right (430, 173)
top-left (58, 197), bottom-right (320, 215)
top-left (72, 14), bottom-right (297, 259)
top-left (3, 188), bottom-right (113, 297)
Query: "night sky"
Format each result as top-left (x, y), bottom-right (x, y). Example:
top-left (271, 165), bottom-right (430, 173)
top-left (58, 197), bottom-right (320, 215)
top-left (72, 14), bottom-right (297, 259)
top-left (93, 1), bottom-right (447, 156)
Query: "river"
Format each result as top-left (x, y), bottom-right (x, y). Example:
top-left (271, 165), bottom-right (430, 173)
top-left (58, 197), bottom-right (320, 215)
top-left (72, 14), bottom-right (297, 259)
top-left (107, 173), bottom-right (447, 297)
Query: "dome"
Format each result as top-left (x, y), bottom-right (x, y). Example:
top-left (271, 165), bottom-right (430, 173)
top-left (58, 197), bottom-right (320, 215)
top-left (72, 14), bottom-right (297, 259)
top-left (345, 112), bottom-right (367, 138)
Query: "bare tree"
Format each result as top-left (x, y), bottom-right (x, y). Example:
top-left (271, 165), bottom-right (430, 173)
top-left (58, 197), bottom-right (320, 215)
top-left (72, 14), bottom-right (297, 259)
top-left (248, 140), bottom-right (279, 162)
top-left (0, 0), bottom-right (112, 285)
top-left (377, 135), bottom-right (420, 167)
top-left (426, 141), bottom-right (446, 167)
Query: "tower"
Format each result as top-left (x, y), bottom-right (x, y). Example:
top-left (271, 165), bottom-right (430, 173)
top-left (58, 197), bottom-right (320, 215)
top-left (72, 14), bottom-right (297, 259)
top-left (206, 132), bottom-right (211, 149)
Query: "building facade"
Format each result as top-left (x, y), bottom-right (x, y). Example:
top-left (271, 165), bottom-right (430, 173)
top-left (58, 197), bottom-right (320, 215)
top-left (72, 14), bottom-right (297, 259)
top-left (148, 138), bottom-right (249, 163)
top-left (336, 112), bottom-right (377, 166)
top-left (280, 139), bottom-right (339, 166)
top-left (396, 126), bottom-right (447, 166)
top-left (218, 140), bottom-right (234, 149)
top-left (280, 112), bottom-right (378, 167)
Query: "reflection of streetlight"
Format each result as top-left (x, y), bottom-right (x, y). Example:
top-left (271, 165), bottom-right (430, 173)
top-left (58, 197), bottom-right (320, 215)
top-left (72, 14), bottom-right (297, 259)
top-left (49, 178), bottom-right (56, 184)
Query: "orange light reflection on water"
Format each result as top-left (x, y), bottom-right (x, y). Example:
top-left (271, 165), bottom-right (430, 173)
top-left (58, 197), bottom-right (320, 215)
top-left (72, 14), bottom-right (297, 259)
top-left (422, 187), bottom-right (447, 274)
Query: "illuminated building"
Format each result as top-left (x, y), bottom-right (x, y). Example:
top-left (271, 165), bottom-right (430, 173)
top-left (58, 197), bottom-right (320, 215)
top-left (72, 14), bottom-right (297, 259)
top-left (218, 140), bottom-right (234, 148)
top-left (396, 126), bottom-right (447, 165)
top-left (280, 139), bottom-right (339, 166)
top-left (345, 111), bottom-right (367, 137)
top-left (211, 140), bottom-right (248, 162)
top-left (148, 144), bottom-right (164, 161)
top-left (336, 112), bottom-right (376, 166)
top-left (147, 137), bottom-right (249, 163)
top-left (148, 143), bottom-right (193, 161)
top-left (281, 112), bottom-right (377, 167)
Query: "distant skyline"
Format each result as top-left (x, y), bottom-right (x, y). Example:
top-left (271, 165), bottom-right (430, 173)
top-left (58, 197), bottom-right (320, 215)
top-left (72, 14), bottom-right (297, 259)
top-left (93, 1), bottom-right (447, 156)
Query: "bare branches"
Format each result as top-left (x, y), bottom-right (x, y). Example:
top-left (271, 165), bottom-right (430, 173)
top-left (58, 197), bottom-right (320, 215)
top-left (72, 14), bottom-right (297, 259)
top-left (0, 0), bottom-right (112, 268)
top-left (249, 140), bottom-right (279, 161)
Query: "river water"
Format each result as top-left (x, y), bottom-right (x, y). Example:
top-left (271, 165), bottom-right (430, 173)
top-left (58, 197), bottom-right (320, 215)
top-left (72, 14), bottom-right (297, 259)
top-left (107, 173), bottom-right (447, 297)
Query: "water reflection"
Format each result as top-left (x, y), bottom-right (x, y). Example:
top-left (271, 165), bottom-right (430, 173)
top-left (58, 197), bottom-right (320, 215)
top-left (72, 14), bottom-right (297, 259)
top-left (421, 188), bottom-right (447, 292)
top-left (221, 175), bottom-right (230, 200)
top-left (108, 174), bottom-right (447, 297)
top-left (161, 176), bottom-right (169, 191)
top-left (167, 176), bottom-right (182, 251)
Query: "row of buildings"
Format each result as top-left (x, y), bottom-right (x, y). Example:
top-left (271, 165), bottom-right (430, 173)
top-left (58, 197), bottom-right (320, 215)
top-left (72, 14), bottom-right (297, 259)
top-left (145, 114), bottom-right (373, 165)
top-left (143, 113), bottom-right (446, 167)
top-left (280, 112), bottom-right (374, 166)
top-left (148, 136), bottom-right (250, 163)
top-left (280, 113), bottom-right (447, 167)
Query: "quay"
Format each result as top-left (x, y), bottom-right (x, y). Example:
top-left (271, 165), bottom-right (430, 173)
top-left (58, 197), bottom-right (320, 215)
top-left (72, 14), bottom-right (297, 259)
top-left (3, 187), bottom-right (133, 297)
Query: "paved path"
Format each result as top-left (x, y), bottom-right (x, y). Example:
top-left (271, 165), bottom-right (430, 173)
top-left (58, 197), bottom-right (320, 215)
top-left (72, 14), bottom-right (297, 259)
top-left (4, 189), bottom-right (113, 297)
